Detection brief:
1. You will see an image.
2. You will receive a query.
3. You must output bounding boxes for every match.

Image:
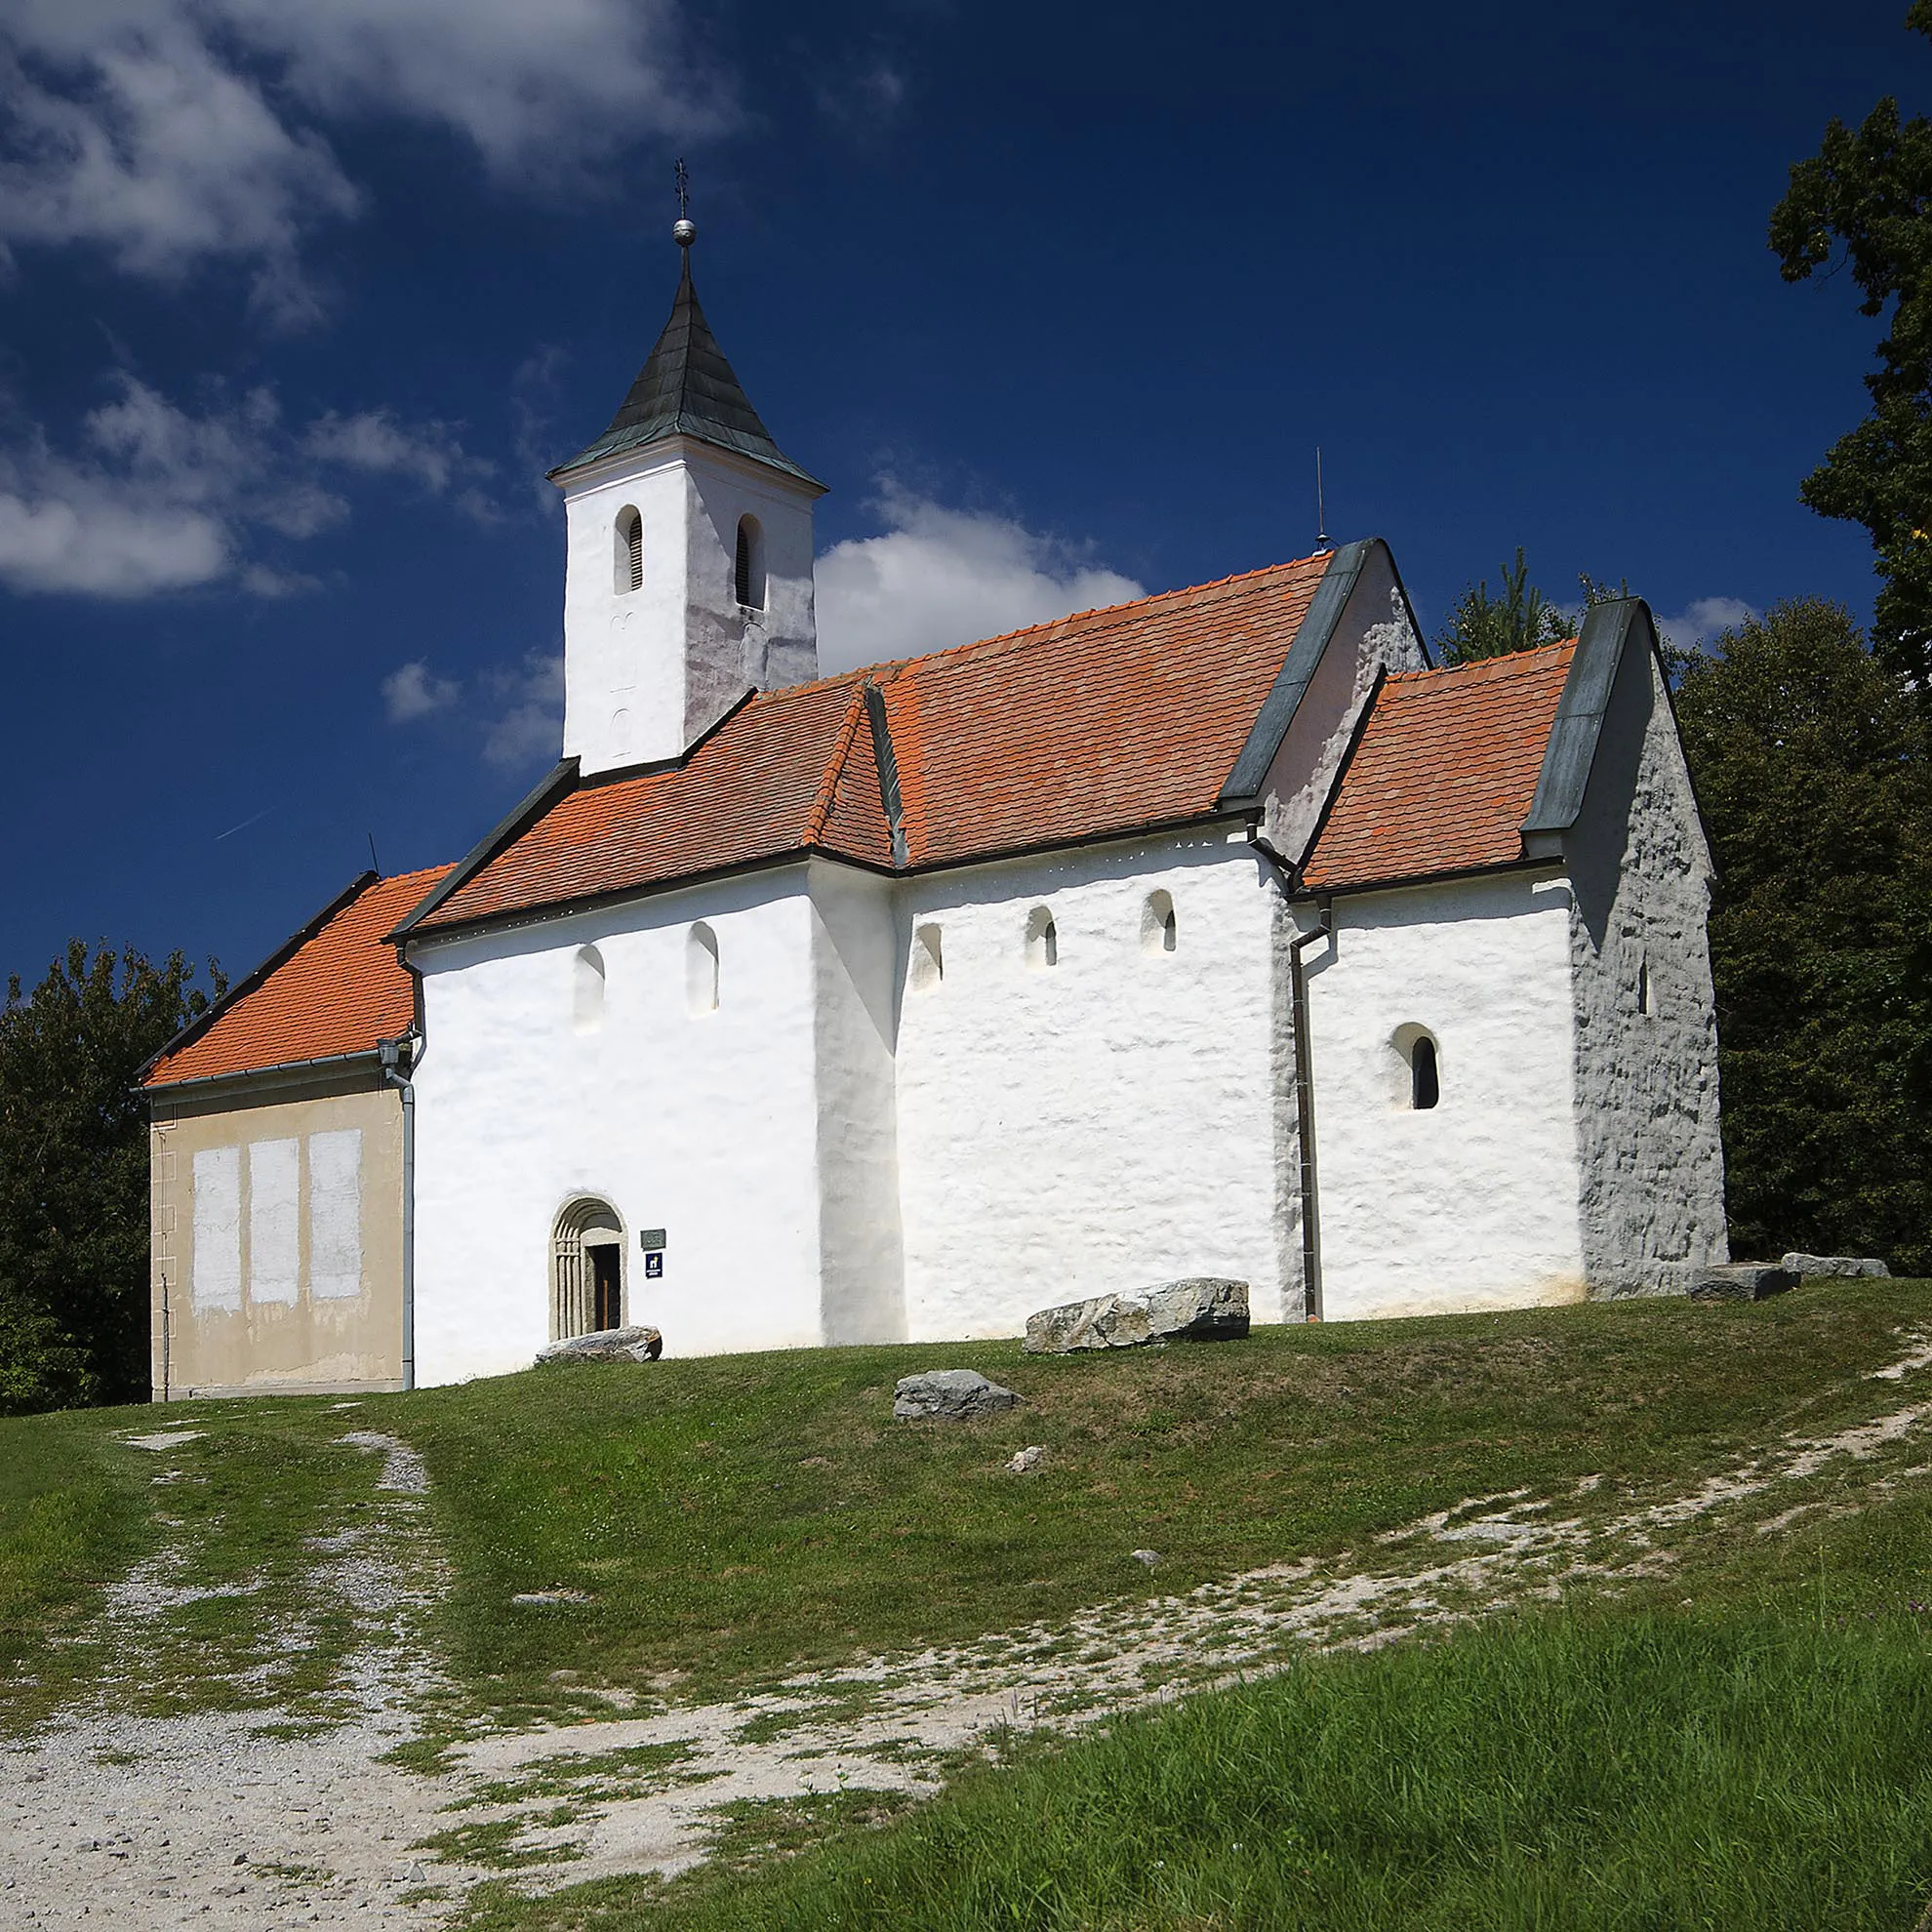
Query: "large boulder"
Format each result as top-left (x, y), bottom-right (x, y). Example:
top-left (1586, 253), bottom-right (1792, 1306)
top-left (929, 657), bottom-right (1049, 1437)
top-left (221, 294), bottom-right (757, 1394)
top-left (1024, 1278), bottom-right (1250, 1354)
top-left (1689, 1265), bottom-right (1798, 1303)
top-left (1783, 1252), bottom-right (1891, 1280)
top-left (537, 1325), bottom-right (664, 1365)
top-left (893, 1369), bottom-right (1023, 1422)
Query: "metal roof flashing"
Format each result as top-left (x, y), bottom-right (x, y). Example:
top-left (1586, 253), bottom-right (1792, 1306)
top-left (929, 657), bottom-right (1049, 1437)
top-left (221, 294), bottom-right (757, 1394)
top-left (1520, 598), bottom-right (1659, 839)
top-left (1218, 539), bottom-right (1376, 805)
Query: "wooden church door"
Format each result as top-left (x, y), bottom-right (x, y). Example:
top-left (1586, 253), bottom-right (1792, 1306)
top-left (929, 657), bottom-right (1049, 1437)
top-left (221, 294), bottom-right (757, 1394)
top-left (590, 1242), bottom-right (623, 1332)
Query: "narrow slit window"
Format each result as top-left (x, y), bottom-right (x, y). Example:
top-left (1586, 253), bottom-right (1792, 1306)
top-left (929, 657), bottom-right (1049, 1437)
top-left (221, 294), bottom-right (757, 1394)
top-left (686, 922), bottom-right (719, 1016)
top-left (1026, 906), bottom-right (1058, 971)
top-left (1142, 889), bottom-right (1177, 955)
top-left (573, 945), bottom-right (605, 1034)
top-left (1411, 1034), bottom-right (1439, 1110)
top-left (910, 922), bottom-right (944, 992)
top-left (1637, 955), bottom-right (1652, 1016)
top-left (615, 507), bottom-right (643, 593)
top-left (735, 515), bottom-right (765, 610)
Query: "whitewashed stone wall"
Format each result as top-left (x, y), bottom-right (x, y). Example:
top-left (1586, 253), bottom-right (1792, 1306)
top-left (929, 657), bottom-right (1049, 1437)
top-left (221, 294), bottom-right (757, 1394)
top-left (1563, 644), bottom-right (1728, 1293)
top-left (893, 830), bottom-right (1290, 1339)
top-left (559, 443), bottom-right (818, 776)
top-left (808, 861), bottom-right (906, 1344)
top-left (411, 869), bottom-right (826, 1382)
top-left (1305, 871), bottom-right (1589, 1319)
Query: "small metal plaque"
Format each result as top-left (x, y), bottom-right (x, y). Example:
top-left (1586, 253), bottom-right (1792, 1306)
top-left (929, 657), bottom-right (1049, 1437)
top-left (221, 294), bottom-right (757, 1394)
top-left (644, 1252), bottom-right (664, 1279)
top-left (639, 1228), bottom-right (666, 1252)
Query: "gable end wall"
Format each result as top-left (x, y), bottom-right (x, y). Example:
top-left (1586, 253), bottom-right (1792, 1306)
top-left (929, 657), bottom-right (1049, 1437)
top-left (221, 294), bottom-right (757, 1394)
top-left (1563, 643), bottom-right (1728, 1294)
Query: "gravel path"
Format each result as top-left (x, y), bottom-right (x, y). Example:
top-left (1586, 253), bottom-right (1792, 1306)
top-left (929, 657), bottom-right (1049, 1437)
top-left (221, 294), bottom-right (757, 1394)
top-left (8, 1337), bottom-right (1932, 1923)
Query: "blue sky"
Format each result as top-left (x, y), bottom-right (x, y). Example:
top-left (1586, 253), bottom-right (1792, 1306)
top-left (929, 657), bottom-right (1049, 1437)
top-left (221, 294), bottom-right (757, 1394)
top-left (0, 0), bottom-right (1918, 994)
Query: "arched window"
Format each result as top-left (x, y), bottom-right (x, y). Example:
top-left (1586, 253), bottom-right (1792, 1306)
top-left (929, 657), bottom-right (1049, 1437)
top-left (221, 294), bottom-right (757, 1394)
top-left (572, 945), bottom-right (605, 1035)
top-left (1142, 889), bottom-right (1177, 955)
top-left (1410, 1033), bottom-right (1439, 1110)
top-left (614, 507), bottom-right (643, 594)
top-left (910, 922), bottom-right (944, 992)
top-left (1025, 905), bottom-right (1058, 971)
top-left (735, 515), bottom-right (765, 610)
top-left (686, 922), bottom-right (719, 1016)
top-left (552, 1197), bottom-right (624, 1339)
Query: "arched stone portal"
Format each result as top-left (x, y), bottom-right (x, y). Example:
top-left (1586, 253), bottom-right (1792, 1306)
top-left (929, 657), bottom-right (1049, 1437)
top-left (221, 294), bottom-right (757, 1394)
top-left (552, 1197), bottom-right (624, 1339)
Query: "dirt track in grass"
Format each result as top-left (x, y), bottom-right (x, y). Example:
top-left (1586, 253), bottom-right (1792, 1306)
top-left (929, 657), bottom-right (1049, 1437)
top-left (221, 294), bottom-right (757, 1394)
top-left (8, 1329), bottom-right (1932, 1926)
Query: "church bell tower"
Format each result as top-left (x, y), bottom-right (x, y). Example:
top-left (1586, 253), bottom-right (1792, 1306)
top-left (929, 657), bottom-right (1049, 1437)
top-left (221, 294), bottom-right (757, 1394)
top-left (549, 207), bottom-right (824, 776)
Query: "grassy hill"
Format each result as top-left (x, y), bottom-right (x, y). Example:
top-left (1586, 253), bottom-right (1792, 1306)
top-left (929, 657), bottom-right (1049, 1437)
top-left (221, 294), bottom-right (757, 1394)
top-left (8, 1280), bottom-right (1932, 1926)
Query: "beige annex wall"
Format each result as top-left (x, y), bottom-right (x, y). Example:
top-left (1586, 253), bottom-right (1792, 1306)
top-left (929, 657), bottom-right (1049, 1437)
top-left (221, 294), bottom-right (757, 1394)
top-left (148, 1072), bottom-right (405, 1399)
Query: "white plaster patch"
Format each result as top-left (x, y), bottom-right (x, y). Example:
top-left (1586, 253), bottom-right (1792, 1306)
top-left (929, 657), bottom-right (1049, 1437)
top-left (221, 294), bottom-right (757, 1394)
top-left (308, 1128), bottom-right (364, 1300)
top-left (189, 1145), bottom-right (241, 1312)
top-left (248, 1136), bottom-right (300, 1307)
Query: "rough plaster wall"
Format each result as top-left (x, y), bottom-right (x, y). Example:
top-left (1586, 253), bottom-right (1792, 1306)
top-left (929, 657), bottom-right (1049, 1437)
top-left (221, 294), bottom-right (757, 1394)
top-left (808, 861), bottom-right (906, 1344)
top-left (894, 831), bottom-right (1288, 1340)
top-left (1308, 872), bottom-right (1588, 1319)
top-left (682, 455), bottom-right (819, 745)
top-left (1260, 545), bottom-right (1428, 863)
top-left (1565, 647), bottom-right (1728, 1294)
top-left (561, 458), bottom-right (689, 771)
top-left (248, 1137), bottom-right (300, 1306)
top-left (151, 1079), bottom-right (403, 1398)
top-left (411, 870), bottom-right (825, 1384)
top-left (190, 1146), bottom-right (241, 1311)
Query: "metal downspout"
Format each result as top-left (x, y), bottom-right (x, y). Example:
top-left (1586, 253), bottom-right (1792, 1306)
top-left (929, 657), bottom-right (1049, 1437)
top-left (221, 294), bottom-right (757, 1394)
top-left (1250, 829), bottom-right (1331, 1323)
top-left (379, 1031), bottom-right (420, 1391)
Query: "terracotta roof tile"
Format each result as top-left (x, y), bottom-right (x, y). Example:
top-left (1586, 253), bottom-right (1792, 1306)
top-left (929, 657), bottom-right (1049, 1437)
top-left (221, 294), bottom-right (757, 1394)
top-left (1301, 642), bottom-right (1575, 892)
top-left (415, 556), bottom-right (1332, 933)
top-left (144, 865), bottom-right (453, 1088)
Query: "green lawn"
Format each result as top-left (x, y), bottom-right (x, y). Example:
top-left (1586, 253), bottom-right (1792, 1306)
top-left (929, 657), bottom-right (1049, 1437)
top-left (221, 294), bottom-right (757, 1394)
top-left (389, 1280), bottom-right (1932, 1716)
top-left (8, 1280), bottom-right (1932, 1925)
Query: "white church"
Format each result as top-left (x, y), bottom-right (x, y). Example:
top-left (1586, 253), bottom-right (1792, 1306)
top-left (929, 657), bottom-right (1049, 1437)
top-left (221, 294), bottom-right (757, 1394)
top-left (141, 227), bottom-right (1729, 1400)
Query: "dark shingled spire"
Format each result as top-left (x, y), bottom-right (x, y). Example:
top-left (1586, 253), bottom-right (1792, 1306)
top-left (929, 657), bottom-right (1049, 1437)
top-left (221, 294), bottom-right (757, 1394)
top-left (551, 254), bottom-right (821, 487)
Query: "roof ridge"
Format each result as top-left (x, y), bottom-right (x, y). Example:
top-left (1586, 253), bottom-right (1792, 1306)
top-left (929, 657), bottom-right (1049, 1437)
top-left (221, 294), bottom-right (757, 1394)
top-left (801, 690), bottom-right (869, 846)
top-left (1388, 639), bottom-right (1578, 686)
top-left (755, 552), bottom-right (1335, 706)
top-left (377, 861), bottom-right (457, 889)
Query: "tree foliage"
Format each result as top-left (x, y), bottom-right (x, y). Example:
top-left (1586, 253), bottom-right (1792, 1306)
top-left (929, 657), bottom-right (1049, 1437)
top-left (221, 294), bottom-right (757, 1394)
top-left (0, 944), bottom-right (221, 1415)
top-left (1672, 600), bottom-right (1932, 1272)
top-left (1769, 2), bottom-right (1932, 686)
top-left (1435, 553), bottom-right (1630, 666)
top-left (1435, 549), bottom-right (1573, 665)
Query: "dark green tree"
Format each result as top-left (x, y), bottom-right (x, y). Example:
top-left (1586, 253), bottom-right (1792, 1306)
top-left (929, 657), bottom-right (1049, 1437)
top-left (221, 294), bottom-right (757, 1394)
top-left (1672, 600), bottom-right (1932, 1272)
top-left (1769, 2), bottom-right (1932, 686)
top-left (1435, 548), bottom-right (1572, 665)
top-left (0, 943), bottom-right (221, 1415)
top-left (1436, 556), bottom-right (1632, 667)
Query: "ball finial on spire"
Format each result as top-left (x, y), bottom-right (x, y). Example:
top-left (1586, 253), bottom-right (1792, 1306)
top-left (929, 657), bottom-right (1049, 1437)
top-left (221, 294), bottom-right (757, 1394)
top-left (673, 157), bottom-right (695, 248)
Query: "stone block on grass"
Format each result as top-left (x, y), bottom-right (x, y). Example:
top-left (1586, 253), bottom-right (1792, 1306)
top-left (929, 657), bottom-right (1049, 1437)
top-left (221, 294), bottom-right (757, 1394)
top-left (893, 1369), bottom-right (1023, 1422)
top-left (536, 1325), bottom-right (664, 1365)
top-left (1024, 1278), bottom-right (1250, 1353)
top-left (1782, 1253), bottom-right (1891, 1279)
top-left (1689, 1265), bottom-right (1798, 1303)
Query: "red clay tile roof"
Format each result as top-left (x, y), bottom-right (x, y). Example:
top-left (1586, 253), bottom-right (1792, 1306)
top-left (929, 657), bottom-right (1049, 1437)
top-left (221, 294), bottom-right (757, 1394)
top-left (411, 556), bottom-right (1333, 934)
top-left (1301, 642), bottom-right (1576, 892)
top-left (144, 865), bottom-right (453, 1088)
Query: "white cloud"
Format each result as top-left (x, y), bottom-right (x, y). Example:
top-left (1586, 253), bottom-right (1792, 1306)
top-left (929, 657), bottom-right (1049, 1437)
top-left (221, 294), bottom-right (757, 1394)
top-left (815, 481), bottom-right (1145, 674)
top-left (481, 650), bottom-right (564, 771)
top-left (382, 659), bottom-right (462, 723)
top-left (1658, 596), bottom-right (1759, 654)
top-left (0, 0), bottom-right (726, 305)
top-left (0, 373), bottom-right (488, 598)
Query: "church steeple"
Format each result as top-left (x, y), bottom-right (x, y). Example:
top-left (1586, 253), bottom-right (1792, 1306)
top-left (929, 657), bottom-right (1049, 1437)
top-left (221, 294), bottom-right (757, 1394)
top-left (551, 190), bottom-right (824, 777)
top-left (551, 254), bottom-right (820, 489)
